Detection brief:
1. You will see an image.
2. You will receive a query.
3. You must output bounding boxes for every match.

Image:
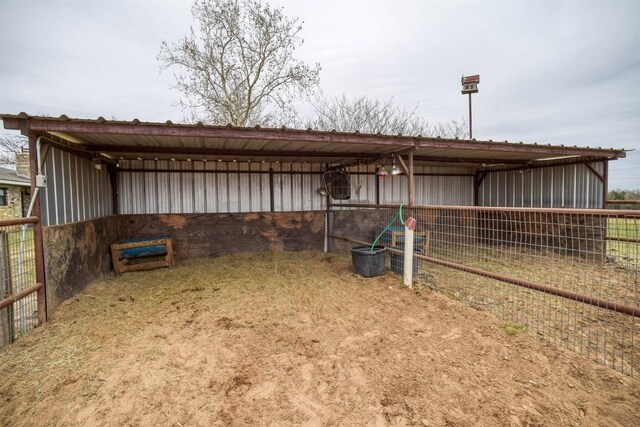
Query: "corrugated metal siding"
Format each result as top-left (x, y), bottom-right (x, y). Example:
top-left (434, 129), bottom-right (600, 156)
top-left (118, 161), bottom-right (326, 214)
top-left (335, 165), bottom-right (474, 206)
top-left (414, 166), bottom-right (474, 206)
top-left (40, 146), bottom-right (113, 226)
top-left (118, 161), bottom-right (474, 214)
top-left (478, 162), bottom-right (605, 208)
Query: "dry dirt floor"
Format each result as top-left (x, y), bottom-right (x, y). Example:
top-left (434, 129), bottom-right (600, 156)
top-left (1, 251), bottom-right (639, 427)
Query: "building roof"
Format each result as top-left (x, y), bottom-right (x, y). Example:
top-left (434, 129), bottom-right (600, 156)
top-left (0, 166), bottom-right (30, 187)
top-left (1, 113), bottom-right (628, 168)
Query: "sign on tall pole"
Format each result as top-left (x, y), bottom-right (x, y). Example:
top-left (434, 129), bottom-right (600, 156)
top-left (461, 75), bottom-right (480, 139)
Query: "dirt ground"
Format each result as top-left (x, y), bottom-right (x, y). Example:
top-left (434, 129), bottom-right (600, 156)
top-left (418, 248), bottom-right (640, 377)
top-left (1, 252), bottom-right (639, 426)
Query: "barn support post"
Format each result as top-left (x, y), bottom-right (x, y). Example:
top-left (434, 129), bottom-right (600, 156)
top-left (269, 167), bottom-right (275, 212)
top-left (27, 134), bottom-right (47, 324)
top-left (375, 170), bottom-right (380, 205)
top-left (602, 160), bottom-right (609, 257)
top-left (473, 171), bottom-right (487, 206)
top-left (602, 160), bottom-right (609, 209)
top-left (408, 152), bottom-right (414, 206)
top-left (324, 195), bottom-right (330, 253)
top-left (325, 205), bottom-right (335, 253)
top-left (108, 165), bottom-right (119, 214)
top-left (395, 153), bottom-right (414, 206)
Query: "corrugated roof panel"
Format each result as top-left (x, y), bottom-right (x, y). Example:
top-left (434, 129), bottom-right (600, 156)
top-left (2, 114), bottom-right (625, 167)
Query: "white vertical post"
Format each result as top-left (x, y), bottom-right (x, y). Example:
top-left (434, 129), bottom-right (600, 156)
top-left (403, 226), bottom-right (414, 288)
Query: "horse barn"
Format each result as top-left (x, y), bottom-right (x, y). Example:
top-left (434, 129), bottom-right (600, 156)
top-left (1, 113), bottom-right (639, 425)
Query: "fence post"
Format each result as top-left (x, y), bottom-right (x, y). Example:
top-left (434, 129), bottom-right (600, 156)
top-left (0, 231), bottom-right (14, 346)
top-left (28, 134), bottom-right (47, 324)
top-left (403, 225), bottom-right (414, 289)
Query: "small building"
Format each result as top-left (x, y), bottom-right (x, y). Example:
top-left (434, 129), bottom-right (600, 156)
top-left (0, 153), bottom-right (31, 219)
top-left (0, 113), bottom-right (629, 315)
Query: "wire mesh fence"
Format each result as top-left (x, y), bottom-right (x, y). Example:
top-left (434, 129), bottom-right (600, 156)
top-left (0, 220), bottom-right (39, 348)
top-left (329, 204), bottom-right (639, 377)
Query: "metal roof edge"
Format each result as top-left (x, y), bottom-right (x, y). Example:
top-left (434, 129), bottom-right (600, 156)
top-left (1, 112), bottom-right (628, 158)
top-left (0, 178), bottom-right (31, 187)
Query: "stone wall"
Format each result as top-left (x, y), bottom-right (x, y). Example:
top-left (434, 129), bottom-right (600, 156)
top-left (0, 185), bottom-right (26, 219)
top-left (43, 216), bottom-right (123, 313)
top-left (42, 211), bottom-right (326, 314)
top-left (476, 211), bottom-right (606, 261)
top-left (118, 212), bottom-right (325, 260)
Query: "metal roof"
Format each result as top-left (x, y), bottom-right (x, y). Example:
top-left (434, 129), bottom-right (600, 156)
top-left (1, 113), bottom-right (627, 167)
top-left (0, 166), bottom-right (30, 187)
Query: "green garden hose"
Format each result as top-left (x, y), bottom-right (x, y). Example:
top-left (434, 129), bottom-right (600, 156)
top-left (369, 204), bottom-right (405, 251)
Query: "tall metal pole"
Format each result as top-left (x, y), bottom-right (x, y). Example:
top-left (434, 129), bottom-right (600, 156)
top-left (468, 93), bottom-right (473, 139)
top-left (461, 74), bottom-right (479, 139)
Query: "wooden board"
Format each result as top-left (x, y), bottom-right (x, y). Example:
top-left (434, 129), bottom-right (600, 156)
top-left (111, 237), bottom-right (174, 276)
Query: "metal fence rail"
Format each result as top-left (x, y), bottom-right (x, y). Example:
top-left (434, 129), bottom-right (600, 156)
top-left (0, 217), bottom-right (42, 348)
top-left (329, 204), bottom-right (639, 376)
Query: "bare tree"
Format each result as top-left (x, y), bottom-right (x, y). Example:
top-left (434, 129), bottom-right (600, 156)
top-left (0, 134), bottom-right (27, 168)
top-left (307, 95), bottom-right (468, 139)
top-left (159, 0), bottom-right (321, 126)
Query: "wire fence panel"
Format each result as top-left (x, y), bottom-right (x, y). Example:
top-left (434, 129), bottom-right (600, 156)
top-left (0, 220), bottom-right (39, 348)
top-left (329, 204), bottom-right (639, 377)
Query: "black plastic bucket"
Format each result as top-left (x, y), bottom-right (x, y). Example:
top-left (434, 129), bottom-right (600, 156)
top-left (351, 246), bottom-right (386, 277)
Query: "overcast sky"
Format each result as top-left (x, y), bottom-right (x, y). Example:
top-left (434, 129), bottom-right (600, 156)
top-left (1, 0), bottom-right (638, 189)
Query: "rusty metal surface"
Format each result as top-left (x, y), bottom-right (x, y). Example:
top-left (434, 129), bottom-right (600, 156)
top-left (28, 135), bottom-right (47, 325)
top-left (1, 114), bottom-right (626, 166)
top-left (328, 202), bottom-right (640, 217)
top-left (412, 252), bottom-right (637, 317)
top-left (0, 283), bottom-right (43, 311)
top-left (0, 217), bottom-right (39, 227)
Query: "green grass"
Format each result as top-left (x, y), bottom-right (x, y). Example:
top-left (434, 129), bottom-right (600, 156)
top-left (503, 322), bottom-right (527, 336)
top-left (607, 218), bottom-right (639, 268)
top-left (608, 218), bottom-right (639, 240)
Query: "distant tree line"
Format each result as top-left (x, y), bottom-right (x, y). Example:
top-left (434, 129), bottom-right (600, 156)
top-left (607, 189), bottom-right (640, 209)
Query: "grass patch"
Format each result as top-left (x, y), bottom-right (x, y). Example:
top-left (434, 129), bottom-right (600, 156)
top-left (503, 322), bottom-right (528, 336)
top-left (439, 289), bottom-right (461, 301)
top-left (607, 217), bottom-right (639, 269)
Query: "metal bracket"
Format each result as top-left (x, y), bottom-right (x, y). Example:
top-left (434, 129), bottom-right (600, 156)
top-left (584, 163), bottom-right (604, 183)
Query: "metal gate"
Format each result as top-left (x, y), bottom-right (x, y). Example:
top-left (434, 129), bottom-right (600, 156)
top-left (0, 216), bottom-right (45, 348)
